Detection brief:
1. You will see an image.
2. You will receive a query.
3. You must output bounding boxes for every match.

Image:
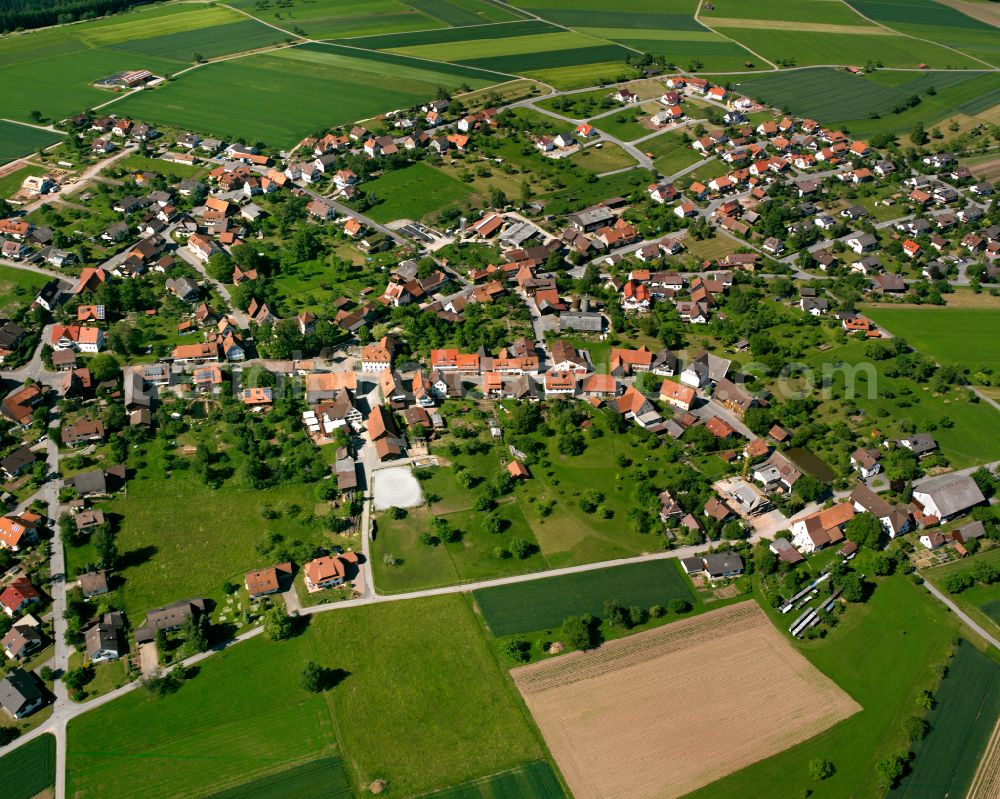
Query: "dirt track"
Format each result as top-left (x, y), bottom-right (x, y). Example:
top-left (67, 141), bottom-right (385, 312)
top-left (512, 601), bottom-right (861, 799)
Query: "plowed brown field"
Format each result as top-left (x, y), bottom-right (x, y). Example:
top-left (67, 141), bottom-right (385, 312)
top-left (512, 601), bottom-right (861, 799)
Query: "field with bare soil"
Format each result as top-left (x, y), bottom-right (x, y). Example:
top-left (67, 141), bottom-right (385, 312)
top-left (970, 717), bottom-right (1000, 799)
top-left (512, 601), bottom-right (861, 799)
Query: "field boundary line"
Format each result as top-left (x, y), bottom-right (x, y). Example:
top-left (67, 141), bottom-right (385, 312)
top-left (0, 118), bottom-right (65, 134)
top-left (693, 0), bottom-right (779, 70)
top-left (310, 39), bottom-right (520, 80)
top-left (334, 18), bottom-right (538, 41)
top-left (968, 714), bottom-right (1000, 799)
top-left (833, 0), bottom-right (999, 70)
top-left (483, 0), bottom-right (648, 56)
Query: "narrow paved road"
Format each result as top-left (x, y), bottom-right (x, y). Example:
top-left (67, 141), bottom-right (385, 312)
top-left (923, 580), bottom-right (1000, 650)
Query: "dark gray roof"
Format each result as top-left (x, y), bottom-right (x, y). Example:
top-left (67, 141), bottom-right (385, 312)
top-left (0, 669), bottom-right (43, 716)
top-left (702, 553), bottom-right (744, 577)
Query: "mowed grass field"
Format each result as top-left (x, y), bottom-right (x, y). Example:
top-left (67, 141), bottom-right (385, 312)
top-left (0, 120), bottom-right (63, 162)
top-left (687, 576), bottom-right (958, 799)
top-left (0, 264), bottom-right (49, 313)
top-left (104, 435), bottom-right (336, 619)
top-left (890, 640), bottom-right (1000, 799)
top-left (0, 3), bottom-right (286, 123)
top-left (0, 733), bottom-right (56, 799)
top-left (702, 0), bottom-right (871, 25)
top-left (474, 558), bottom-right (697, 636)
top-left (360, 160), bottom-right (474, 223)
top-left (115, 43), bottom-right (502, 147)
top-left (67, 596), bottom-right (546, 798)
top-left (863, 307), bottom-right (1000, 376)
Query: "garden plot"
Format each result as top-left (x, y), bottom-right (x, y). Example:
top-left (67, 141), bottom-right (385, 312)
top-left (512, 601), bottom-right (860, 799)
top-left (373, 465), bottom-right (424, 510)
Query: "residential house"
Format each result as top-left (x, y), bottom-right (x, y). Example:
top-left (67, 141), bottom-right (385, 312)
top-left (303, 552), bottom-right (359, 591)
top-left (0, 669), bottom-right (45, 718)
top-left (790, 503), bottom-right (854, 554)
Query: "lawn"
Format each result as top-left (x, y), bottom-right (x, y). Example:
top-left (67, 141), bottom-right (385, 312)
top-left (923, 546), bottom-right (1000, 639)
top-left (569, 143), bottom-right (638, 173)
top-left (0, 120), bottom-right (62, 162)
top-left (687, 575), bottom-right (958, 799)
top-left (0, 733), bottom-right (56, 799)
top-left (798, 339), bottom-right (1000, 468)
top-left (112, 154), bottom-right (208, 181)
top-left (890, 639), bottom-right (1000, 798)
top-left (0, 264), bottom-right (49, 314)
top-left (645, 130), bottom-right (704, 177)
top-left (474, 557), bottom-right (697, 635)
top-left (115, 44), bottom-right (502, 147)
top-left (104, 435), bottom-right (338, 619)
top-left (594, 107), bottom-right (655, 141)
top-left (0, 163), bottom-right (47, 199)
top-left (863, 307), bottom-right (1000, 377)
top-left (360, 161), bottom-right (475, 223)
top-left (67, 595), bottom-right (545, 798)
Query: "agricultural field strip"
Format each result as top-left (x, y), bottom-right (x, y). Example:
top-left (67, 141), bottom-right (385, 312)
top-left (968, 716), bottom-right (1000, 799)
top-left (513, 601), bottom-right (861, 799)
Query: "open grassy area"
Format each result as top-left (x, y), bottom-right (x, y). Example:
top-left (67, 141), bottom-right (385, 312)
top-left (104, 433), bottom-right (339, 620)
top-left (67, 595), bottom-right (545, 798)
top-left (0, 120), bottom-right (62, 162)
top-left (687, 575), bottom-right (958, 799)
top-left (891, 639), bottom-right (1000, 798)
top-left (863, 307), bottom-right (1000, 377)
top-left (0, 264), bottom-right (49, 314)
top-left (703, 0), bottom-right (871, 25)
top-left (645, 130), bottom-right (704, 176)
top-left (846, 0), bottom-right (1000, 67)
top-left (360, 161), bottom-right (475, 223)
top-left (0, 163), bottom-right (48, 200)
top-left (0, 3), bottom-right (283, 124)
top-left (0, 733), bottom-right (56, 799)
top-left (798, 338), bottom-right (1000, 469)
top-left (923, 546), bottom-right (1000, 639)
top-left (474, 557), bottom-right (697, 635)
top-left (569, 142), bottom-right (638, 173)
top-left (115, 44), bottom-right (502, 147)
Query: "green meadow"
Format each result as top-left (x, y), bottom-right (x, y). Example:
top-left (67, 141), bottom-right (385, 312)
top-left (115, 44), bottom-right (501, 147)
top-left (864, 307), bottom-right (1000, 376)
top-left (0, 4), bottom-right (284, 123)
top-left (67, 596), bottom-right (545, 798)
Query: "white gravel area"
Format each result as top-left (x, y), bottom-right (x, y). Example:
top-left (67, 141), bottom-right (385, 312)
top-left (372, 466), bottom-right (424, 510)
